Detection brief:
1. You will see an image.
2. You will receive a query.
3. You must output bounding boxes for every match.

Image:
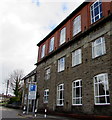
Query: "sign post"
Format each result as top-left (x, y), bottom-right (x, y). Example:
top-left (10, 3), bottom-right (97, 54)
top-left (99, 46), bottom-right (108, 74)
top-left (27, 82), bottom-right (37, 114)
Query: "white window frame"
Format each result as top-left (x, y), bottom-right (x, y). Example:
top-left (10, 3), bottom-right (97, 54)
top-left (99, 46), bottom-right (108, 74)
top-left (45, 68), bottom-right (50, 80)
top-left (49, 37), bottom-right (54, 52)
top-left (26, 78), bottom-right (29, 88)
top-left (60, 27), bottom-right (66, 45)
top-left (73, 15), bottom-right (81, 36)
top-left (44, 89), bottom-right (49, 103)
top-left (92, 37), bottom-right (106, 58)
top-left (93, 73), bottom-right (110, 105)
top-left (57, 84), bottom-right (64, 106)
top-left (31, 76), bottom-right (35, 82)
top-left (58, 57), bottom-right (65, 72)
top-left (72, 49), bottom-right (82, 67)
top-left (72, 80), bottom-right (82, 105)
top-left (41, 44), bottom-right (45, 58)
top-left (90, 0), bottom-right (103, 24)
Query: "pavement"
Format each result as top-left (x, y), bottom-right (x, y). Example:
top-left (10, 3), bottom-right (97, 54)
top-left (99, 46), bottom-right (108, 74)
top-left (1, 106), bottom-right (112, 120)
top-left (18, 111), bottom-right (112, 120)
top-left (18, 112), bottom-right (78, 120)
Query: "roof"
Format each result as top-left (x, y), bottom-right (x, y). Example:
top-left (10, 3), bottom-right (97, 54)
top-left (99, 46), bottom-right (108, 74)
top-left (22, 68), bottom-right (37, 80)
top-left (37, 1), bottom-right (89, 46)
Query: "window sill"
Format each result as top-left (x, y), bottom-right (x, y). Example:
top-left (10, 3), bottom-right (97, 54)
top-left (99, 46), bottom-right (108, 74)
top-left (56, 105), bottom-right (64, 107)
top-left (92, 53), bottom-right (106, 60)
top-left (72, 63), bottom-right (82, 68)
top-left (73, 31), bottom-right (82, 38)
top-left (58, 70), bottom-right (65, 73)
top-left (72, 104), bottom-right (82, 106)
top-left (95, 103), bottom-right (110, 106)
top-left (90, 16), bottom-right (104, 26)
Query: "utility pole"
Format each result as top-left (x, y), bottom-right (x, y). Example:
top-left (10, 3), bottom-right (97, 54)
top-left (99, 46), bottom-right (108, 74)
top-left (6, 80), bottom-right (9, 96)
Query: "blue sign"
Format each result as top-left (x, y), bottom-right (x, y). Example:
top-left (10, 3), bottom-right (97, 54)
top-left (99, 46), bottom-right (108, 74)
top-left (30, 85), bottom-right (36, 91)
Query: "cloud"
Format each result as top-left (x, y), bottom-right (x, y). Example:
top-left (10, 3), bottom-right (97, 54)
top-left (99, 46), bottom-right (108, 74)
top-left (32, 0), bottom-right (40, 6)
top-left (62, 3), bottom-right (68, 12)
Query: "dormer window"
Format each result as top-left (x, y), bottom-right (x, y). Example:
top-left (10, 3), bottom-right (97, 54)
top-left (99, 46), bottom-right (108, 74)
top-left (59, 27), bottom-right (66, 45)
top-left (49, 37), bottom-right (54, 52)
top-left (90, 0), bottom-right (103, 24)
top-left (73, 15), bottom-right (81, 36)
top-left (41, 44), bottom-right (45, 58)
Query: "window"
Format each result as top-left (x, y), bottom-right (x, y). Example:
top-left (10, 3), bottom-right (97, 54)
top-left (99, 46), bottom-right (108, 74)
top-left (57, 84), bottom-right (64, 106)
top-left (93, 73), bottom-right (110, 105)
top-left (45, 68), bottom-right (50, 80)
top-left (41, 44), bottom-right (45, 58)
top-left (58, 57), bottom-right (65, 72)
top-left (44, 89), bottom-right (49, 103)
top-left (72, 49), bottom-right (82, 67)
top-left (72, 80), bottom-right (82, 105)
top-left (60, 27), bottom-right (66, 45)
top-left (92, 37), bottom-right (106, 58)
top-left (31, 76), bottom-right (35, 82)
top-left (90, 0), bottom-right (103, 24)
top-left (26, 78), bottom-right (29, 88)
top-left (73, 15), bottom-right (81, 36)
top-left (49, 37), bottom-right (54, 52)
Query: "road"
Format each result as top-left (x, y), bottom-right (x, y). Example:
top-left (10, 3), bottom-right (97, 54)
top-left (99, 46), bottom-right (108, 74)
top-left (0, 106), bottom-right (80, 120)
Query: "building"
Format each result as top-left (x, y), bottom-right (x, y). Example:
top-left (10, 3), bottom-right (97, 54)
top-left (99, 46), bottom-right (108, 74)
top-left (0, 94), bottom-right (12, 103)
top-left (36, 0), bottom-right (112, 116)
top-left (22, 68), bottom-right (38, 112)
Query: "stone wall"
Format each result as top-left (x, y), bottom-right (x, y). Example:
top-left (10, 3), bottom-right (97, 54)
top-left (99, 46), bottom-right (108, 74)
top-left (37, 20), bottom-right (112, 115)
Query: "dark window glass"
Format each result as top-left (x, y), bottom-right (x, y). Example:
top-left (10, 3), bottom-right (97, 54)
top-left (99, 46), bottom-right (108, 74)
top-left (76, 87), bottom-right (80, 97)
top-left (94, 2), bottom-right (98, 8)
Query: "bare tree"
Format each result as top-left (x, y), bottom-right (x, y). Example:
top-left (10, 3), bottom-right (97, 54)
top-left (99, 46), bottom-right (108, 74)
top-left (9, 69), bottom-right (24, 97)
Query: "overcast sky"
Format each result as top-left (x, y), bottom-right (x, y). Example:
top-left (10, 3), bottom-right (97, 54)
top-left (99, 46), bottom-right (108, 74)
top-left (0, 0), bottom-right (85, 94)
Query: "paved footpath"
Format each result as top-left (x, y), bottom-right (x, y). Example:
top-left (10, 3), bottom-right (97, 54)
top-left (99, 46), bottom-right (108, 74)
top-left (0, 106), bottom-right (80, 120)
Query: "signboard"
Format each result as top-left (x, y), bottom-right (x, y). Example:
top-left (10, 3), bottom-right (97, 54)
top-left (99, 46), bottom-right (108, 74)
top-left (28, 84), bottom-right (37, 100)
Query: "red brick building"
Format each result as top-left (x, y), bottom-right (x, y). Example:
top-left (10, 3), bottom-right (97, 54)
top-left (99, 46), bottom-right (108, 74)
top-left (36, 0), bottom-right (112, 116)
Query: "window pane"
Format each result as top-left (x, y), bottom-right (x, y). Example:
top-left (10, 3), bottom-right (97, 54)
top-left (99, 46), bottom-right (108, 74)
top-left (76, 87), bottom-right (80, 97)
top-left (99, 96), bottom-right (106, 103)
top-left (99, 4), bottom-right (102, 13)
top-left (95, 15), bottom-right (99, 21)
top-left (73, 88), bottom-right (75, 98)
top-left (94, 2), bottom-right (98, 8)
top-left (76, 98), bottom-right (80, 104)
top-left (99, 83), bottom-right (105, 95)
top-left (95, 84), bottom-right (98, 96)
top-left (107, 96), bottom-right (110, 103)
top-left (76, 82), bottom-right (79, 86)
top-left (94, 7), bottom-right (99, 16)
top-left (60, 91), bottom-right (63, 99)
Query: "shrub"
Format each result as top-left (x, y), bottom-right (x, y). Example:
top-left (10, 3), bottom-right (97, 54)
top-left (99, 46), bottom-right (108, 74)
top-left (8, 97), bottom-right (21, 104)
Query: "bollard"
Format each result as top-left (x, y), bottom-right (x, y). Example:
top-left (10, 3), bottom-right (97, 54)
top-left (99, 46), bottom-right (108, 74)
top-left (23, 106), bottom-right (26, 114)
top-left (44, 109), bottom-right (47, 118)
top-left (34, 109), bottom-right (37, 117)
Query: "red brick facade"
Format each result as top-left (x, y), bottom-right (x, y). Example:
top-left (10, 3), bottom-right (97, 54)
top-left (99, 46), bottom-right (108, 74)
top-left (37, 1), bottom-right (112, 62)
